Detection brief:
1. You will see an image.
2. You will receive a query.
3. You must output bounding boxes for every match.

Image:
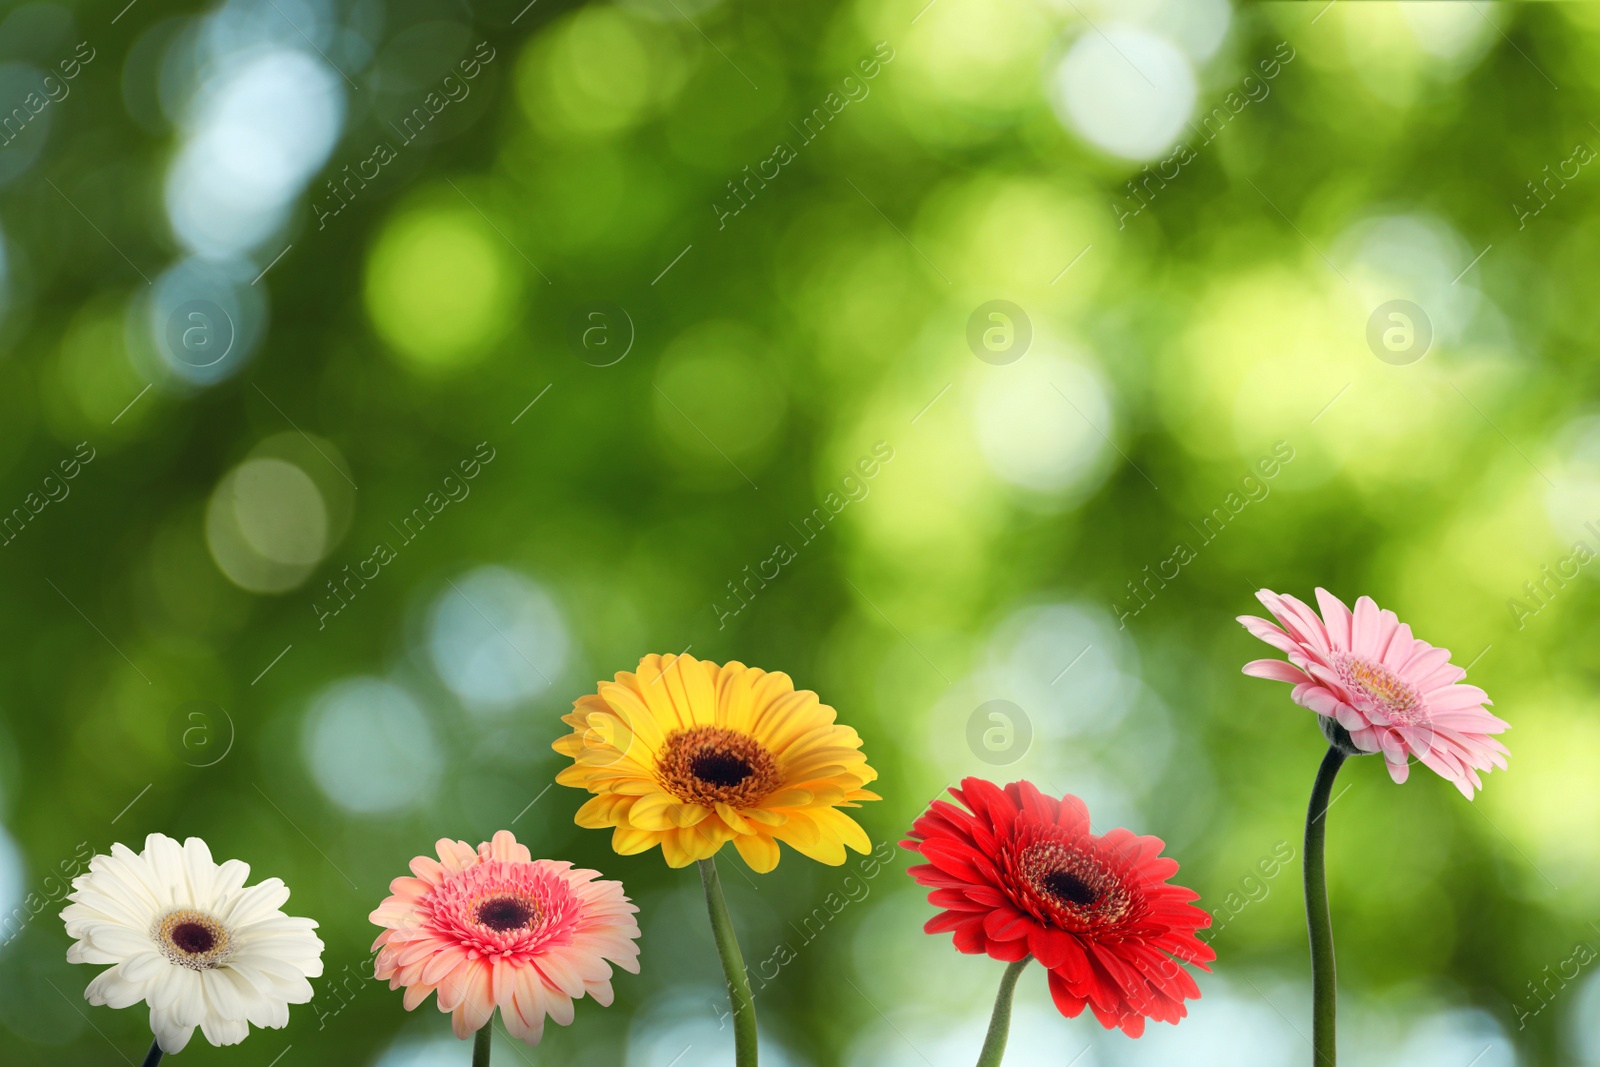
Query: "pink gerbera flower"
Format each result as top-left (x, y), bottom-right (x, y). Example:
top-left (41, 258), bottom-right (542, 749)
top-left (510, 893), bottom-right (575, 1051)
top-left (370, 830), bottom-right (640, 1044)
top-left (1239, 587), bottom-right (1509, 798)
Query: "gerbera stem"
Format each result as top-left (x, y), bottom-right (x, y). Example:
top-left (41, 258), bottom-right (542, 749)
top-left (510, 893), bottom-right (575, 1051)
top-left (975, 957), bottom-right (1031, 1067)
top-left (698, 857), bottom-right (758, 1066)
top-left (472, 1025), bottom-right (492, 1067)
top-left (1304, 745), bottom-right (1347, 1066)
top-left (140, 1039), bottom-right (163, 1067)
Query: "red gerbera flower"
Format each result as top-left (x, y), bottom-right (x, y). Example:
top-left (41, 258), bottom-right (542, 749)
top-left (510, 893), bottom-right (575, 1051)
top-left (902, 778), bottom-right (1213, 1037)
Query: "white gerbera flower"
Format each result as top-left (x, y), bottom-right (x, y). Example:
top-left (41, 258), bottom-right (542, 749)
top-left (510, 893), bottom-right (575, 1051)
top-left (61, 833), bottom-right (324, 1054)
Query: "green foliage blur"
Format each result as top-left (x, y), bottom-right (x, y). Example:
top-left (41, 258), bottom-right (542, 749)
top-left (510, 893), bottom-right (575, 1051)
top-left (1, 0), bottom-right (1598, 1065)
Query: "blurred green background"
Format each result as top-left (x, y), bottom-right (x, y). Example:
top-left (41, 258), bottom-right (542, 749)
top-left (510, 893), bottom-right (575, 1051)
top-left (0, 0), bottom-right (1596, 1064)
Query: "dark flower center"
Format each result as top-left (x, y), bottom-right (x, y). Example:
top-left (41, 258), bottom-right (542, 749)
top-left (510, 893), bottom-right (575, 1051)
top-left (476, 896), bottom-right (537, 932)
top-left (153, 909), bottom-right (230, 970)
top-left (1039, 869), bottom-right (1099, 908)
top-left (1016, 840), bottom-right (1132, 928)
top-left (657, 726), bottom-right (781, 809)
top-left (170, 921), bottom-right (215, 954)
top-left (691, 751), bottom-right (754, 788)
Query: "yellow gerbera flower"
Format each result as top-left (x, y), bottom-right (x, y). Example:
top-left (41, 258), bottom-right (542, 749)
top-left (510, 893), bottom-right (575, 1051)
top-left (553, 653), bottom-right (880, 873)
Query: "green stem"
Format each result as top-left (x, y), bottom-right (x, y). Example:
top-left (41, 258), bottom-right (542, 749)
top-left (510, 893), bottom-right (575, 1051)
top-left (699, 857), bottom-right (758, 1067)
top-left (140, 1039), bottom-right (163, 1067)
top-left (1304, 745), bottom-right (1346, 1067)
top-left (472, 1025), bottom-right (491, 1067)
top-left (975, 957), bottom-right (1031, 1067)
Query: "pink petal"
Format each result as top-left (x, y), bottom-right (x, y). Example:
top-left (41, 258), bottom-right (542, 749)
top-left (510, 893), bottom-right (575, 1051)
top-left (1314, 588), bottom-right (1354, 650)
top-left (1380, 623), bottom-right (1418, 670)
top-left (1258, 591), bottom-right (1332, 656)
top-left (1351, 596), bottom-right (1382, 659)
top-left (1238, 615), bottom-right (1303, 658)
top-left (1242, 659), bottom-right (1312, 685)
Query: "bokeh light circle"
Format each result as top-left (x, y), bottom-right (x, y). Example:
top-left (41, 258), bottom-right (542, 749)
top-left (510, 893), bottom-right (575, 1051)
top-left (1050, 25), bottom-right (1196, 160)
top-left (146, 256), bottom-right (265, 385)
top-left (365, 202), bottom-right (520, 372)
top-left (652, 322), bottom-right (787, 473)
top-left (205, 456), bottom-right (330, 593)
top-left (302, 678), bottom-right (441, 814)
top-left (426, 566), bottom-right (568, 714)
top-left (973, 350), bottom-right (1113, 496)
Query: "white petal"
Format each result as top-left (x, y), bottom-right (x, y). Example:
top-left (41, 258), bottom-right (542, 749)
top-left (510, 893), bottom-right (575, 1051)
top-left (149, 1006), bottom-right (195, 1054)
top-left (218, 879), bottom-right (290, 928)
top-left (83, 921), bottom-right (158, 961)
top-left (199, 1015), bottom-right (250, 1047)
top-left (210, 859), bottom-right (252, 904)
top-left (66, 939), bottom-right (121, 965)
top-left (244, 994), bottom-right (290, 1029)
top-left (62, 887), bottom-right (154, 931)
top-left (146, 962), bottom-right (204, 1021)
top-left (141, 835), bottom-right (190, 907)
top-left (120, 952), bottom-right (170, 983)
top-left (86, 965), bottom-right (153, 1009)
top-left (81, 848), bottom-right (163, 915)
top-left (201, 967), bottom-right (253, 1021)
top-left (181, 838), bottom-right (220, 905)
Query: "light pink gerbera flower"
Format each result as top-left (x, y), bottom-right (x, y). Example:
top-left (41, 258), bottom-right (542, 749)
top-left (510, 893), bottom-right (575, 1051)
top-left (1239, 587), bottom-right (1509, 798)
top-left (370, 830), bottom-right (640, 1045)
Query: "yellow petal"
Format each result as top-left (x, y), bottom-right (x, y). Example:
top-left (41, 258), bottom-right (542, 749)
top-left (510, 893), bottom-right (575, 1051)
top-left (611, 825), bottom-right (661, 856)
top-left (576, 794), bottom-right (630, 829)
top-left (811, 805), bottom-right (872, 855)
top-left (598, 682), bottom-right (667, 751)
top-left (760, 789), bottom-right (814, 810)
top-left (715, 802), bottom-right (754, 834)
top-left (555, 764), bottom-right (594, 788)
top-left (733, 833), bottom-right (780, 873)
top-left (742, 807), bottom-right (786, 827)
top-left (627, 792), bottom-right (680, 831)
top-left (772, 810), bottom-right (820, 848)
top-left (668, 653), bottom-right (720, 729)
top-left (659, 829), bottom-right (697, 868)
top-left (670, 802), bottom-right (712, 827)
top-left (772, 814), bottom-right (846, 865)
top-left (683, 817), bottom-right (732, 859)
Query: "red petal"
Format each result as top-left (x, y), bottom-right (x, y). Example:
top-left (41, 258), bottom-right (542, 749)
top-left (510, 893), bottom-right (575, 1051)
top-left (982, 908), bottom-right (1033, 942)
top-left (1046, 968), bottom-right (1087, 1020)
top-left (951, 916), bottom-right (989, 954)
top-left (919, 839), bottom-right (987, 884)
top-left (1027, 926), bottom-right (1070, 969)
top-left (990, 936), bottom-right (1030, 963)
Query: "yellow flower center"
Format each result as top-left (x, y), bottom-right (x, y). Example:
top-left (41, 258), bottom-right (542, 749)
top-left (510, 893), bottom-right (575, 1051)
top-left (657, 725), bottom-right (781, 809)
top-left (153, 909), bottom-right (232, 970)
top-left (1338, 654), bottom-right (1426, 726)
